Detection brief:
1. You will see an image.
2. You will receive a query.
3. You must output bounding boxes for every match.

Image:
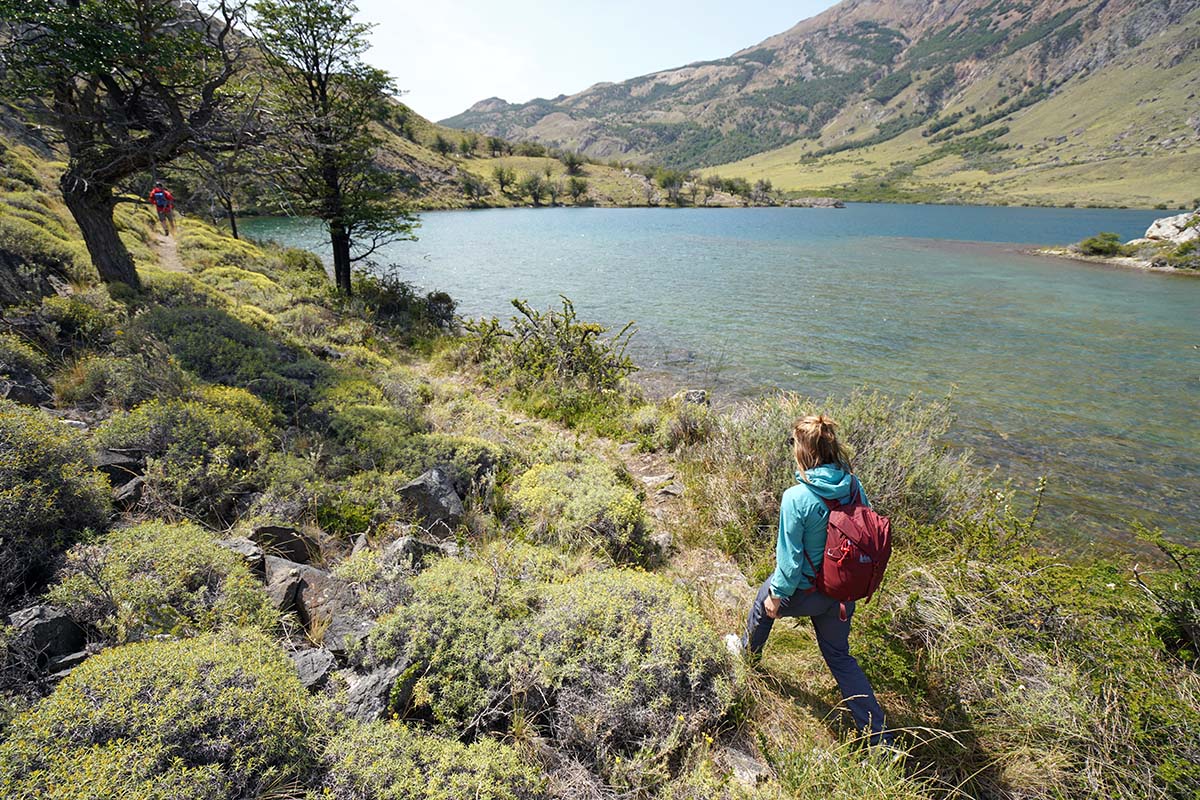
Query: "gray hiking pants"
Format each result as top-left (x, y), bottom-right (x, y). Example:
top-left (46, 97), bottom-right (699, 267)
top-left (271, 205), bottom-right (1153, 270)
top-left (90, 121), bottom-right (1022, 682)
top-left (743, 578), bottom-right (890, 743)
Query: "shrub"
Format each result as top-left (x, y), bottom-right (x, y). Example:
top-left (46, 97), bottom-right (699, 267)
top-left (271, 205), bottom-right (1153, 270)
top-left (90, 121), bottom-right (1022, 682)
top-left (52, 337), bottom-right (191, 410)
top-left (1078, 231), bottom-right (1125, 256)
top-left (95, 397), bottom-right (270, 523)
top-left (511, 459), bottom-right (652, 564)
top-left (366, 555), bottom-right (533, 735)
top-left (0, 400), bottom-right (110, 606)
top-left (350, 270), bottom-right (458, 336)
top-left (131, 305), bottom-right (325, 415)
top-left (0, 631), bottom-right (318, 799)
top-left (39, 290), bottom-right (122, 347)
top-left (48, 521), bottom-right (278, 644)
top-left (0, 333), bottom-right (46, 381)
top-left (531, 570), bottom-right (734, 793)
top-left (197, 265), bottom-right (292, 312)
top-left (685, 391), bottom-right (989, 561)
top-left (631, 398), bottom-right (714, 452)
top-left (318, 723), bottom-right (546, 800)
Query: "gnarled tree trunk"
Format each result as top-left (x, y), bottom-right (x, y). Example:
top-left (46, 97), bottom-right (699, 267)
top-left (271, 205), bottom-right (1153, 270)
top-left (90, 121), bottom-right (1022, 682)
top-left (60, 171), bottom-right (140, 289)
top-left (331, 224), bottom-right (352, 295)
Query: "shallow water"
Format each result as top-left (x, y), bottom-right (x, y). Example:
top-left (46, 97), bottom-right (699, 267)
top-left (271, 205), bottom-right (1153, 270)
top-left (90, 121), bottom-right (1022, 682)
top-left (242, 205), bottom-right (1200, 548)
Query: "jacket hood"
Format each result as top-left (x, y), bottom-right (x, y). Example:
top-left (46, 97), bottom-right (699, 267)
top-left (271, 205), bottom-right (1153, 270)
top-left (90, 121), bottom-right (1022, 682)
top-left (794, 464), bottom-right (856, 501)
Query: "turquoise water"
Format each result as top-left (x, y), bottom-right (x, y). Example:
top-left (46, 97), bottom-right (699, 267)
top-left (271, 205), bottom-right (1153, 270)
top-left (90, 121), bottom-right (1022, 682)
top-left (242, 205), bottom-right (1200, 547)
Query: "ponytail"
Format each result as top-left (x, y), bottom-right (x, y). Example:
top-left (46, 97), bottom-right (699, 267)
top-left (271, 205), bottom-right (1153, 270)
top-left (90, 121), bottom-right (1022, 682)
top-left (792, 414), bottom-right (851, 477)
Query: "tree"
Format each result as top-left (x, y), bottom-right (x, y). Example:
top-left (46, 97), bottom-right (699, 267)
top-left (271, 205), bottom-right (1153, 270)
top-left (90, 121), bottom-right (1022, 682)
top-left (567, 177), bottom-right (589, 204)
top-left (459, 172), bottom-right (489, 204)
top-left (188, 87), bottom-right (269, 240)
top-left (559, 151), bottom-right (585, 176)
top-left (492, 165), bottom-right (516, 194)
top-left (546, 179), bottom-right (562, 205)
top-left (252, 0), bottom-right (417, 295)
top-left (458, 133), bottom-right (478, 158)
top-left (0, 0), bottom-right (249, 288)
top-left (433, 133), bottom-right (454, 156)
top-left (656, 169), bottom-right (687, 204)
top-left (518, 173), bottom-right (546, 206)
top-left (487, 136), bottom-right (506, 157)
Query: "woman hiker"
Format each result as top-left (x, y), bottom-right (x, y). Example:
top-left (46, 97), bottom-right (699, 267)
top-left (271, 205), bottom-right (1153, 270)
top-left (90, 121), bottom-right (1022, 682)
top-left (727, 414), bottom-right (893, 746)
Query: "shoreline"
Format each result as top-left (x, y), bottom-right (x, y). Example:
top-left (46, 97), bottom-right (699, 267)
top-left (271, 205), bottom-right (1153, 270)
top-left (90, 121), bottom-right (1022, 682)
top-left (1030, 246), bottom-right (1200, 276)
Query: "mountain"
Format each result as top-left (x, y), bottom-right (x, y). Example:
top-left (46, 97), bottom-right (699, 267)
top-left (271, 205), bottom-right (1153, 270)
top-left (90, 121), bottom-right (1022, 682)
top-left (442, 0), bottom-right (1200, 206)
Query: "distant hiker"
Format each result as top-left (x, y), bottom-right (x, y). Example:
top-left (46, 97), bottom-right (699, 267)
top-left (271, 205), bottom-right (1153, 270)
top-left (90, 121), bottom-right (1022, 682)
top-left (148, 181), bottom-right (176, 235)
top-left (728, 414), bottom-right (894, 746)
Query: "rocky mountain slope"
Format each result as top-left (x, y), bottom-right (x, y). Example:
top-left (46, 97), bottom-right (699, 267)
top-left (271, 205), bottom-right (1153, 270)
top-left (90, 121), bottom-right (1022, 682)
top-left (443, 0), bottom-right (1200, 205)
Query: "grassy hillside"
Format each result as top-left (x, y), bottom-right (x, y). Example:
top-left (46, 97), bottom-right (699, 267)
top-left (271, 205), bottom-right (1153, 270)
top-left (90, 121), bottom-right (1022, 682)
top-left (707, 8), bottom-right (1200, 207)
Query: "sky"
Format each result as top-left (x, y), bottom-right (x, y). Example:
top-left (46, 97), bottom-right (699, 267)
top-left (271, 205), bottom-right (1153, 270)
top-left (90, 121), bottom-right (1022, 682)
top-left (355, 0), bottom-right (841, 122)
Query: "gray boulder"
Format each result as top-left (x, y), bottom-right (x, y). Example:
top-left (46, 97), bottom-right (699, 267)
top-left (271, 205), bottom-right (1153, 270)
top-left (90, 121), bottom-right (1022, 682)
top-left (250, 524), bottom-right (320, 564)
top-left (112, 476), bottom-right (144, 509)
top-left (340, 660), bottom-right (416, 723)
top-left (0, 368), bottom-right (51, 406)
top-left (7, 605), bottom-right (86, 666)
top-left (263, 556), bottom-right (304, 613)
top-left (399, 468), bottom-right (464, 536)
top-left (291, 648), bottom-right (337, 691)
top-left (382, 536), bottom-right (445, 571)
top-left (94, 448), bottom-right (145, 485)
top-left (217, 537), bottom-right (266, 578)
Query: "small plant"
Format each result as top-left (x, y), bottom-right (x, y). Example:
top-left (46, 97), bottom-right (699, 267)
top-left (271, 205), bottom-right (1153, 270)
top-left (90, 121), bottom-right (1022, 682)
top-left (1078, 231), bottom-right (1125, 256)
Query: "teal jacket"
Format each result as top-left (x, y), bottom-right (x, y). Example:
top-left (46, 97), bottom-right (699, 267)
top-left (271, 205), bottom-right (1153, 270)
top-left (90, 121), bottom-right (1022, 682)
top-left (769, 464), bottom-right (869, 599)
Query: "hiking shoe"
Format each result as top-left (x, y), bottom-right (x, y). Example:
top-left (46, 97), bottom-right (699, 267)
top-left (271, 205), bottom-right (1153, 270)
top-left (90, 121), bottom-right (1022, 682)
top-left (723, 633), bottom-right (744, 658)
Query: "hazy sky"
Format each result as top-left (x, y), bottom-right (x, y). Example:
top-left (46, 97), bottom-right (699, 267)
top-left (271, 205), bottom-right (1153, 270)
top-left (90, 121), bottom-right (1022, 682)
top-left (355, 0), bottom-right (840, 122)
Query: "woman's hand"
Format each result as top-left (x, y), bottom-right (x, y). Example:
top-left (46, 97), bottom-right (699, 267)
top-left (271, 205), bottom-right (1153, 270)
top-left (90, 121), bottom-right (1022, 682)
top-left (764, 594), bottom-right (782, 619)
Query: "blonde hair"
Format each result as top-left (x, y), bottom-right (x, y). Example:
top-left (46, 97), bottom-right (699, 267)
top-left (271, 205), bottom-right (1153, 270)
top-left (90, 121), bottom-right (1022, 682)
top-left (792, 414), bottom-right (851, 477)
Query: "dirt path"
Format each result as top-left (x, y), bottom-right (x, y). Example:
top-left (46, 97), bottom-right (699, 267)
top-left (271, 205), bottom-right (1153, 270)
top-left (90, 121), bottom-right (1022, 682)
top-left (151, 229), bottom-right (185, 273)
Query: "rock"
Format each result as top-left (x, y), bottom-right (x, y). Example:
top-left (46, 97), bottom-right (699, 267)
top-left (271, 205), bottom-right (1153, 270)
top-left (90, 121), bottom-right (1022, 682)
top-left (94, 448), bottom-right (144, 484)
top-left (250, 524), bottom-right (320, 565)
top-left (657, 483), bottom-right (685, 498)
top-left (785, 197), bottom-right (845, 208)
top-left (717, 744), bottom-right (773, 787)
top-left (0, 369), bottom-right (51, 406)
top-left (291, 647), bottom-right (337, 691)
top-left (1145, 211), bottom-right (1200, 244)
top-left (217, 537), bottom-right (266, 578)
top-left (264, 557), bottom-right (372, 657)
top-left (340, 660), bottom-right (415, 723)
top-left (676, 388), bottom-right (710, 406)
top-left (691, 555), bottom-right (754, 614)
top-left (650, 530), bottom-right (673, 554)
top-left (382, 536), bottom-right (444, 570)
top-left (263, 556), bottom-right (303, 613)
top-left (7, 605), bottom-right (86, 666)
top-left (48, 650), bottom-right (90, 676)
top-left (398, 468), bottom-right (464, 536)
top-left (640, 473), bottom-right (675, 487)
top-left (112, 476), bottom-right (144, 508)
top-left (350, 533), bottom-right (369, 555)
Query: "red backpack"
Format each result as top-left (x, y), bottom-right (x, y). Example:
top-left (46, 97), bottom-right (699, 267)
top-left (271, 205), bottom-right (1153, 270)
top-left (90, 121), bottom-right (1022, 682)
top-left (804, 482), bottom-right (892, 620)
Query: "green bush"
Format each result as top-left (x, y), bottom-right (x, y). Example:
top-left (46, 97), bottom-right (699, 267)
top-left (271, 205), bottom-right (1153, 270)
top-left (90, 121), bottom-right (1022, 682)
top-left (95, 397), bottom-right (270, 523)
top-left (511, 459), bottom-right (652, 563)
top-left (48, 521), bottom-right (278, 644)
top-left (630, 398), bottom-right (714, 452)
top-left (1167, 240), bottom-right (1200, 270)
top-left (0, 631), bottom-right (318, 799)
top-left (366, 555), bottom-right (534, 735)
top-left (531, 570), bottom-right (734, 793)
top-left (0, 333), bottom-right (47, 381)
top-left (318, 723), bottom-right (546, 800)
top-left (1078, 231), bottom-right (1125, 256)
top-left (52, 337), bottom-right (191, 410)
top-left (131, 305), bottom-right (326, 415)
top-left (0, 400), bottom-right (110, 605)
top-left (350, 271), bottom-right (458, 337)
top-left (39, 290), bottom-right (122, 347)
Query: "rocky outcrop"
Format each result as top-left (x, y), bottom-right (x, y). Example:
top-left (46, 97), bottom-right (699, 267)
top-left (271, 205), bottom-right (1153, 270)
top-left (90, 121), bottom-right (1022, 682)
top-left (785, 197), bottom-right (845, 208)
top-left (291, 647), bottom-right (337, 691)
top-left (250, 524), bottom-right (321, 564)
top-left (1144, 210), bottom-right (1200, 245)
top-left (399, 468), bottom-right (464, 536)
top-left (6, 605), bottom-right (86, 668)
top-left (262, 556), bottom-right (373, 658)
top-left (339, 660), bottom-right (416, 723)
top-left (218, 537), bottom-right (266, 578)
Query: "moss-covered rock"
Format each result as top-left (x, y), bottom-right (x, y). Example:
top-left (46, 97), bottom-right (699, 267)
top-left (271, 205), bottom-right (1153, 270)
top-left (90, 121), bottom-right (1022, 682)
top-left (48, 521), bottom-right (278, 644)
top-left (0, 630), bottom-right (318, 799)
top-left (0, 400), bottom-right (110, 606)
top-left (317, 722), bottom-right (546, 800)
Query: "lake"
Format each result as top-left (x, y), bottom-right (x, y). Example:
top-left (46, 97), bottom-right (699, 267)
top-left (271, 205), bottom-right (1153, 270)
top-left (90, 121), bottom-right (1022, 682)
top-left (242, 205), bottom-right (1200, 548)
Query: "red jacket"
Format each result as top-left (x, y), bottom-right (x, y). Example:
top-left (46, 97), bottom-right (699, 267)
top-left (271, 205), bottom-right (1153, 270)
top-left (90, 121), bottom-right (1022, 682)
top-left (149, 187), bottom-right (175, 212)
